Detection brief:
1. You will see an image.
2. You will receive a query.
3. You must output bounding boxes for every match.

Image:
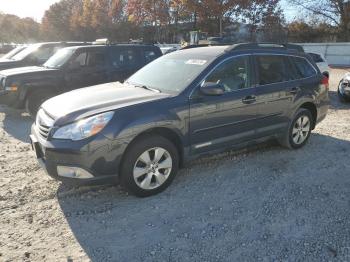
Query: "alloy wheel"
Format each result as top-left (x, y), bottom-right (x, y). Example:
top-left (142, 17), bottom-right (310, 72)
top-left (133, 147), bottom-right (173, 190)
top-left (292, 115), bottom-right (311, 145)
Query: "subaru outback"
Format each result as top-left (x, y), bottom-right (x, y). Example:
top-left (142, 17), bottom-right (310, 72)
top-left (30, 43), bottom-right (329, 197)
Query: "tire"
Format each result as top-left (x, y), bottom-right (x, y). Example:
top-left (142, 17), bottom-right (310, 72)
top-left (25, 91), bottom-right (52, 118)
top-left (278, 108), bottom-right (313, 149)
top-left (120, 135), bottom-right (179, 197)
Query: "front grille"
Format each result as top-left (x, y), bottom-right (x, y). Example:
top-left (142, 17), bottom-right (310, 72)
top-left (38, 123), bottom-right (50, 139)
top-left (36, 109), bottom-right (54, 140)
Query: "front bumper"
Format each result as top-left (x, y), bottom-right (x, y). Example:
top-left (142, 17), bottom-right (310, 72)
top-left (30, 124), bottom-right (124, 185)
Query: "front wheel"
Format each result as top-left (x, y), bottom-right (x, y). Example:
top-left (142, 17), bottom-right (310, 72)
top-left (25, 91), bottom-right (52, 118)
top-left (120, 135), bottom-right (179, 197)
top-left (278, 109), bottom-right (313, 149)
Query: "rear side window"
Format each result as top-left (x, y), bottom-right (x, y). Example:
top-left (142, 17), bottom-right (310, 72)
top-left (257, 55), bottom-right (295, 85)
top-left (110, 49), bottom-right (138, 68)
top-left (144, 50), bottom-right (158, 63)
top-left (292, 57), bottom-right (317, 78)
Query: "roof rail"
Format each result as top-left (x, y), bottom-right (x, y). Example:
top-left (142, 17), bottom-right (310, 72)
top-left (225, 42), bottom-right (304, 53)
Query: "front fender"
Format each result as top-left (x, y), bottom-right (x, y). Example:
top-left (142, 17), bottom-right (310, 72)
top-left (104, 97), bottom-right (189, 147)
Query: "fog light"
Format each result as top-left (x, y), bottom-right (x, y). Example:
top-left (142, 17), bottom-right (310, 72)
top-left (57, 166), bottom-right (94, 179)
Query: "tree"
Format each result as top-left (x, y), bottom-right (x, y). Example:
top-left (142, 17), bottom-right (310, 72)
top-left (288, 0), bottom-right (350, 41)
top-left (240, 0), bottom-right (284, 42)
top-left (41, 0), bottom-right (83, 40)
top-left (0, 13), bottom-right (40, 43)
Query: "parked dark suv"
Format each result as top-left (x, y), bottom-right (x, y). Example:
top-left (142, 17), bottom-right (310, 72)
top-left (30, 43), bottom-right (329, 197)
top-left (0, 44), bottom-right (162, 116)
top-left (0, 42), bottom-right (89, 71)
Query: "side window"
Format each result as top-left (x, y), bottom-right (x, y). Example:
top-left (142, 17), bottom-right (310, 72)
top-left (257, 55), bottom-right (293, 85)
top-left (110, 49), bottom-right (137, 68)
top-left (293, 57), bottom-right (317, 78)
top-left (144, 50), bottom-right (158, 63)
top-left (308, 53), bottom-right (324, 63)
top-left (204, 56), bottom-right (250, 93)
top-left (87, 52), bottom-right (106, 67)
top-left (73, 52), bottom-right (88, 66)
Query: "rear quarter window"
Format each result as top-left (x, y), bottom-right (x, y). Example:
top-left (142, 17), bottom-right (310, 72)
top-left (308, 53), bottom-right (324, 63)
top-left (292, 56), bottom-right (317, 78)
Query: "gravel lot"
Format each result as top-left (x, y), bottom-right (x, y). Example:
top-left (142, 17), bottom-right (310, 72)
top-left (0, 69), bottom-right (350, 262)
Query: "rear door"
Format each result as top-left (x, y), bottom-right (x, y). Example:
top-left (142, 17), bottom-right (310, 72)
top-left (254, 54), bottom-right (300, 137)
top-left (189, 55), bottom-right (259, 154)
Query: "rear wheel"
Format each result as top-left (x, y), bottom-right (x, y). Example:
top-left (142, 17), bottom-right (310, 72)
top-left (25, 90), bottom-right (52, 118)
top-left (278, 108), bottom-right (313, 149)
top-left (338, 80), bottom-right (350, 103)
top-left (120, 135), bottom-right (179, 197)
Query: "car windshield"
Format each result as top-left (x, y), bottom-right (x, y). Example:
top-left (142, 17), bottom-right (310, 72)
top-left (44, 48), bottom-right (75, 68)
top-left (127, 54), bottom-right (211, 93)
top-left (11, 44), bottom-right (41, 60)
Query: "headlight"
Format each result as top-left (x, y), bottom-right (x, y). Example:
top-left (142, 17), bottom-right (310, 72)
top-left (4, 80), bottom-right (19, 91)
top-left (52, 111), bottom-right (114, 141)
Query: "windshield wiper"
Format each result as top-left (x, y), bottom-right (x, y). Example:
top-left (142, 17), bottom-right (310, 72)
top-left (127, 82), bottom-right (161, 93)
top-left (139, 85), bottom-right (161, 93)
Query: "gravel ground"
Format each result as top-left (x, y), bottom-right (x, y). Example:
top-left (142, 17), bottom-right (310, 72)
top-left (0, 69), bottom-right (350, 262)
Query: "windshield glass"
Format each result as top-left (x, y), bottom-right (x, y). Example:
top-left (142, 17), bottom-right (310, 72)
top-left (127, 54), bottom-right (211, 93)
top-left (44, 48), bottom-right (75, 68)
top-left (12, 44), bottom-right (41, 60)
top-left (2, 46), bottom-right (26, 59)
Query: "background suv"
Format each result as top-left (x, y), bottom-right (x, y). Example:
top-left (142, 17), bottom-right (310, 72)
top-left (0, 42), bottom-right (89, 71)
top-left (0, 44), bottom-right (162, 116)
top-left (30, 43), bottom-right (329, 197)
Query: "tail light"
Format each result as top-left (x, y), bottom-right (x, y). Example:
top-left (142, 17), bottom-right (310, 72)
top-left (321, 75), bottom-right (329, 90)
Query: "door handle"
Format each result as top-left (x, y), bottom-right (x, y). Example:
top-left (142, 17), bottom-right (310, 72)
top-left (242, 95), bottom-right (256, 104)
top-left (289, 87), bottom-right (300, 94)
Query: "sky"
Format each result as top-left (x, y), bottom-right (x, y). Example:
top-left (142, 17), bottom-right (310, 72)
top-left (0, 0), bottom-right (298, 22)
top-left (0, 0), bottom-right (60, 22)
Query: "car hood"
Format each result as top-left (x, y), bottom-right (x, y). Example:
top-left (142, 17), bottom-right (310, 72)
top-left (0, 66), bottom-right (58, 77)
top-left (0, 59), bottom-right (22, 70)
top-left (41, 82), bottom-right (171, 125)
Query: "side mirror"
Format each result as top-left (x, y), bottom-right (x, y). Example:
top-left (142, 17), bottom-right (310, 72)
top-left (200, 82), bottom-right (225, 96)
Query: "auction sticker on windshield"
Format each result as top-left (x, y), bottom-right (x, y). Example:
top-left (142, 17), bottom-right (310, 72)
top-left (185, 59), bottom-right (207, 66)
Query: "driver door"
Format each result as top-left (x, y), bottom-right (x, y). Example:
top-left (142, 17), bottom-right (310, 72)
top-left (189, 55), bottom-right (259, 154)
top-left (64, 50), bottom-right (108, 91)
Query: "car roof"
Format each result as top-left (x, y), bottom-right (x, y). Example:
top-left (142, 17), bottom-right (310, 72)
top-left (172, 44), bottom-right (306, 61)
top-left (174, 46), bottom-right (229, 58)
top-left (62, 44), bottom-right (158, 51)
